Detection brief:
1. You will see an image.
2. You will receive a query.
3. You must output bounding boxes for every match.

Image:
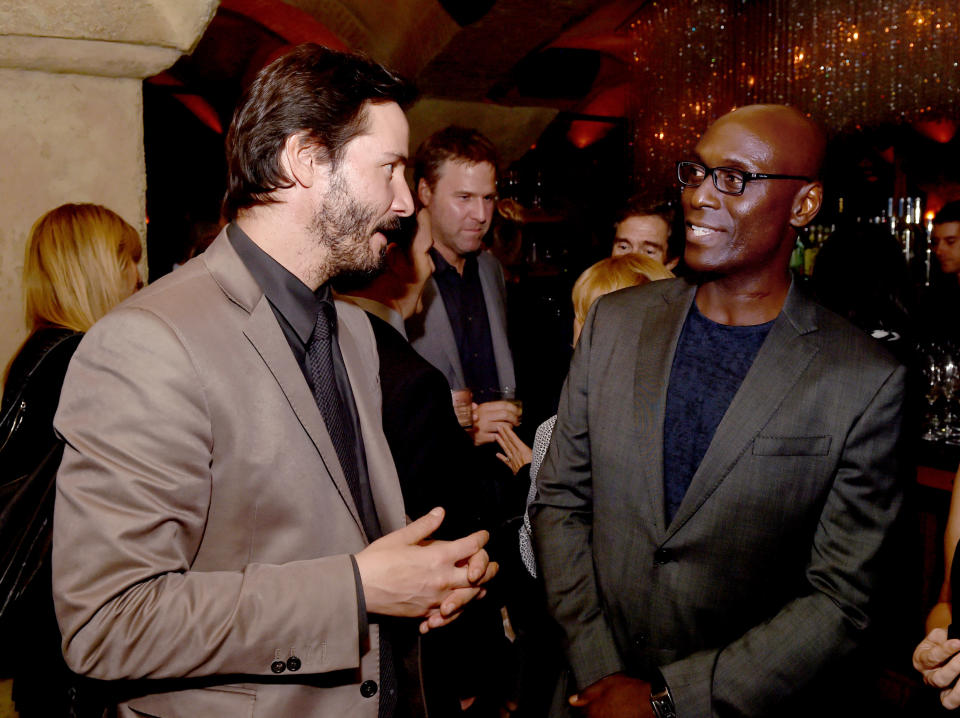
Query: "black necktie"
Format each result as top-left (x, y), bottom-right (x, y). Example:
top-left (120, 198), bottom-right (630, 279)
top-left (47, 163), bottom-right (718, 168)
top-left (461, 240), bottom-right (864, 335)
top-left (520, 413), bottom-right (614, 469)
top-left (306, 300), bottom-right (380, 537)
top-left (305, 300), bottom-right (397, 717)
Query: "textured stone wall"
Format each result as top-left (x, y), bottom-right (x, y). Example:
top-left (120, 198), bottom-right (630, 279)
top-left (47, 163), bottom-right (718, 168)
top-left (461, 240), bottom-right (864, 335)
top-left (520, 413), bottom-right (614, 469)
top-left (0, 69), bottom-right (145, 364)
top-left (0, 0), bottom-right (216, 372)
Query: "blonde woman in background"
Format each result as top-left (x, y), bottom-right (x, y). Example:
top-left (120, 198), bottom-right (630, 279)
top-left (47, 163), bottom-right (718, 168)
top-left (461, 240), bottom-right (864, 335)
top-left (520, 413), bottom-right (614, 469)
top-left (1, 203), bottom-right (142, 717)
top-left (491, 253), bottom-right (673, 718)
top-left (497, 253), bottom-right (675, 575)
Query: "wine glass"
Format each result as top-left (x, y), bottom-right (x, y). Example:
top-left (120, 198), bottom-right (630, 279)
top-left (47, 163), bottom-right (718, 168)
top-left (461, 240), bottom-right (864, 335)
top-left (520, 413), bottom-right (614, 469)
top-left (941, 350), bottom-right (960, 442)
top-left (922, 355), bottom-right (942, 441)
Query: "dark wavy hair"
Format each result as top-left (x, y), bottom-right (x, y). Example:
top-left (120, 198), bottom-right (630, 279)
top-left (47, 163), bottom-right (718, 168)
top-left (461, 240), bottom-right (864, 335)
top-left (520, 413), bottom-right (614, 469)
top-left (935, 200), bottom-right (960, 226)
top-left (615, 193), bottom-right (683, 262)
top-left (222, 44), bottom-right (417, 221)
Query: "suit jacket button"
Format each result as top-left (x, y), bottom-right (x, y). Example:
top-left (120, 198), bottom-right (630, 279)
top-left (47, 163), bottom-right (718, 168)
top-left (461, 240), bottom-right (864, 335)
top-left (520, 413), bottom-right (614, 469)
top-left (286, 656), bottom-right (302, 672)
top-left (633, 633), bottom-right (647, 647)
top-left (360, 679), bottom-right (378, 698)
top-left (271, 660), bottom-right (286, 674)
top-left (654, 548), bottom-right (675, 565)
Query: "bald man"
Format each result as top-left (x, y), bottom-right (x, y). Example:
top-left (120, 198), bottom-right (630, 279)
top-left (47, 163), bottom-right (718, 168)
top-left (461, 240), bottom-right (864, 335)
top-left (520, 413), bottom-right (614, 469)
top-left (531, 105), bottom-right (905, 717)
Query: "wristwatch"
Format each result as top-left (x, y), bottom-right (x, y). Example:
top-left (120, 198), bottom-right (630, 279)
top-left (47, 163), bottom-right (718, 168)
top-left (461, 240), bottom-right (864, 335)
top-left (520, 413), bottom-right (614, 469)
top-left (649, 674), bottom-right (677, 718)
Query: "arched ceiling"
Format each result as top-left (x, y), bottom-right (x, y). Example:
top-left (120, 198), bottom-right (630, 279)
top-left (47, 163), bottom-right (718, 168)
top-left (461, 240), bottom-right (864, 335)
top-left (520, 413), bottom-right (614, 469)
top-left (150, 0), bottom-right (647, 161)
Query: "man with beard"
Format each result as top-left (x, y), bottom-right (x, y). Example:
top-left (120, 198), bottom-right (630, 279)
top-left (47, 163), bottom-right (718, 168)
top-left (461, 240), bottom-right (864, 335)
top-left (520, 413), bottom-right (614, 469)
top-left (531, 105), bottom-right (905, 717)
top-left (51, 45), bottom-right (496, 718)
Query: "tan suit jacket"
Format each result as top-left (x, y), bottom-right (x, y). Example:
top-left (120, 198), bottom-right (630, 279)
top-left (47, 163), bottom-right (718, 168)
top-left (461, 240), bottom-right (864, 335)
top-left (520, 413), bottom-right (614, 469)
top-left (52, 232), bottom-right (406, 717)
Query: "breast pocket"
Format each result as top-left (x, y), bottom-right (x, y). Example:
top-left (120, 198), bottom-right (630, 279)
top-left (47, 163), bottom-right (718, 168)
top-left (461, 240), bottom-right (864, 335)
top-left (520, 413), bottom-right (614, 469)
top-left (752, 435), bottom-right (832, 456)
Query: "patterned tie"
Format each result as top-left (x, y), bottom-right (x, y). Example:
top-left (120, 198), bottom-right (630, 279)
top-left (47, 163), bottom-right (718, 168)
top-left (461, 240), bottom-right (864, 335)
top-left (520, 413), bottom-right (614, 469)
top-left (305, 300), bottom-right (396, 717)
top-left (306, 301), bottom-right (373, 531)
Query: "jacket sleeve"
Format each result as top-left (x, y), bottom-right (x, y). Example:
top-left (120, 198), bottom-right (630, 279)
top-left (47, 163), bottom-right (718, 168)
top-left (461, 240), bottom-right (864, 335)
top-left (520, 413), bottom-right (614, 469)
top-left (51, 307), bottom-right (362, 681)
top-left (530, 301), bottom-right (625, 689)
top-left (661, 363), bottom-right (907, 717)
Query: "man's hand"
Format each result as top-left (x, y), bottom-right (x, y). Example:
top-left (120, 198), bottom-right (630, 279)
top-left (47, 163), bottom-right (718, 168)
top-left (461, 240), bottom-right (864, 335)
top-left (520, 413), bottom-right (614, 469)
top-left (355, 507), bottom-right (498, 633)
top-left (568, 673), bottom-right (653, 718)
top-left (914, 627), bottom-right (960, 708)
top-left (472, 400), bottom-right (521, 445)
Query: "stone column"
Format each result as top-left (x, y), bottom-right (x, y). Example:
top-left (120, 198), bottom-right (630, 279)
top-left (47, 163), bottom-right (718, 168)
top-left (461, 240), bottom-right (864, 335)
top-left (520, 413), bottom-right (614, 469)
top-left (0, 0), bottom-right (217, 367)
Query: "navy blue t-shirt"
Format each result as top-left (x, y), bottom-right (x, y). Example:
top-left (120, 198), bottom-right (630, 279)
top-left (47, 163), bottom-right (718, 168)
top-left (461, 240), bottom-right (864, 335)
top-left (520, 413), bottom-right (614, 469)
top-left (662, 302), bottom-right (775, 523)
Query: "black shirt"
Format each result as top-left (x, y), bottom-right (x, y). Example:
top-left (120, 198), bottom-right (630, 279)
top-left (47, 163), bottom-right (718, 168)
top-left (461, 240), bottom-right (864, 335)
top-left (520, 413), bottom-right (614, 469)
top-left (430, 248), bottom-right (501, 403)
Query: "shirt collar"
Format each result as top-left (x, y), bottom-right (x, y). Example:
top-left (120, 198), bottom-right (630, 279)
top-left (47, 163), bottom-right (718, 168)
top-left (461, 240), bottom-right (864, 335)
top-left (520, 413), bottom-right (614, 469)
top-left (429, 247), bottom-right (478, 277)
top-left (227, 223), bottom-right (331, 344)
top-left (338, 294), bottom-right (406, 339)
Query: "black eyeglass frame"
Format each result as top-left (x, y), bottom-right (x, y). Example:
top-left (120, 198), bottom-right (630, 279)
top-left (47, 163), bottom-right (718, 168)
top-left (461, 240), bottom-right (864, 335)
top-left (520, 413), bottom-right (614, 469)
top-left (676, 160), bottom-right (813, 196)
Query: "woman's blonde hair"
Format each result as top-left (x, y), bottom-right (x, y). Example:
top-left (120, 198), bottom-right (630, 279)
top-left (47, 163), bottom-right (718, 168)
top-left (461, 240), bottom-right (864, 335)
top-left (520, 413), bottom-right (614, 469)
top-left (572, 253), bottom-right (674, 326)
top-left (23, 203), bottom-right (142, 333)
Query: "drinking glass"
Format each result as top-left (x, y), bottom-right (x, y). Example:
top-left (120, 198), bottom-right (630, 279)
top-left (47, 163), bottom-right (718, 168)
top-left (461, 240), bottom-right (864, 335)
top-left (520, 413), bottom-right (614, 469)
top-left (942, 350), bottom-right (960, 442)
top-left (922, 355), bottom-right (942, 441)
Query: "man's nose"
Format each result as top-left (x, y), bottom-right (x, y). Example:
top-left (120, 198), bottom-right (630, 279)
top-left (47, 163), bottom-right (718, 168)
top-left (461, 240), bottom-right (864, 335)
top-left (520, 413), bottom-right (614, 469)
top-left (392, 177), bottom-right (414, 217)
top-left (685, 179), bottom-right (721, 210)
top-left (468, 198), bottom-right (489, 222)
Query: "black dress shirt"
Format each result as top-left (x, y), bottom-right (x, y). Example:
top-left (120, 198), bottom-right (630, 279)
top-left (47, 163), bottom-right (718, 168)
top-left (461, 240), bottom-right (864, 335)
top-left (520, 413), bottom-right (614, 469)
top-left (430, 248), bottom-right (501, 403)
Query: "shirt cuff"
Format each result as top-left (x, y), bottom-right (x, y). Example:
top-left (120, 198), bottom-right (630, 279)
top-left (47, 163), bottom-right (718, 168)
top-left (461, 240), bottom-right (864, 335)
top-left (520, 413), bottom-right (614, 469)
top-left (350, 554), bottom-right (369, 643)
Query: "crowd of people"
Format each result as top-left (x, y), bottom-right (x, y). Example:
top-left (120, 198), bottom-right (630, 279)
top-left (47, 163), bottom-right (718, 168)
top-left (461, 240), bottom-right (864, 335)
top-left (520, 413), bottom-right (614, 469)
top-left (3, 42), bottom-right (960, 718)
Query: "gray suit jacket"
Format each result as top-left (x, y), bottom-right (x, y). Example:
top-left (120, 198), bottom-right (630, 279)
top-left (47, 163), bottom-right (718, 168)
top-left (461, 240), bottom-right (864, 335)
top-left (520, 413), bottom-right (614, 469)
top-left (52, 232), bottom-right (406, 718)
top-left (406, 250), bottom-right (515, 392)
top-left (531, 277), bottom-right (905, 717)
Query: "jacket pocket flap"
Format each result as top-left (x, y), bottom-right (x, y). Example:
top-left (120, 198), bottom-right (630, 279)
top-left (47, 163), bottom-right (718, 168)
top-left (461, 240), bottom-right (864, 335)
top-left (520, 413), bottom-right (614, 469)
top-left (752, 435), bottom-right (831, 456)
top-left (127, 685), bottom-right (256, 718)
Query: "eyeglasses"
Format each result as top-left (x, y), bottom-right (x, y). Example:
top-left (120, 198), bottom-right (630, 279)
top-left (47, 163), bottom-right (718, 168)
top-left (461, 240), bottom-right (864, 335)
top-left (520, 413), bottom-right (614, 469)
top-left (676, 160), bottom-right (813, 196)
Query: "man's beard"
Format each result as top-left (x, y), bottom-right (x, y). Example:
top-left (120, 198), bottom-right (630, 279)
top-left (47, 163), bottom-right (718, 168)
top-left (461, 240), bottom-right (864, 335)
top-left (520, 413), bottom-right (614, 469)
top-left (308, 170), bottom-right (399, 283)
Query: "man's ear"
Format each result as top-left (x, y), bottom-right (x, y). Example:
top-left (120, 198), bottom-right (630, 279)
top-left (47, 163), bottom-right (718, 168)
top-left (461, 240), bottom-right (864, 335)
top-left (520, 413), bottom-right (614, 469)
top-left (790, 182), bottom-right (823, 228)
top-left (417, 178), bottom-right (432, 207)
top-left (664, 256), bottom-right (680, 272)
top-left (280, 132), bottom-right (327, 190)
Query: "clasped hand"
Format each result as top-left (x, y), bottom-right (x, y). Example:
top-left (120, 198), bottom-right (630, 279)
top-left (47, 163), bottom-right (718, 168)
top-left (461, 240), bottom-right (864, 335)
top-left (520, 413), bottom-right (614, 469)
top-left (914, 627), bottom-right (960, 709)
top-left (472, 400), bottom-right (521, 446)
top-left (355, 507), bottom-right (497, 633)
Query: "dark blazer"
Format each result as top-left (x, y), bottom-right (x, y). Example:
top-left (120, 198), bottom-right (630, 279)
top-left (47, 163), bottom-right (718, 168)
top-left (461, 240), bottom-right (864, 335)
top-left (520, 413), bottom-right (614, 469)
top-left (368, 313), bottom-right (494, 539)
top-left (531, 277), bottom-right (906, 716)
top-left (369, 313), bottom-right (524, 714)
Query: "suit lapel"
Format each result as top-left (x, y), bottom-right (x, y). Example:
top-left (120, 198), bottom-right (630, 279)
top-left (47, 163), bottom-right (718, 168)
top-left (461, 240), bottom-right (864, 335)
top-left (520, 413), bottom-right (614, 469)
top-left (634, 280), bottom-right (697, 538)
top-left (204, 233), bottom-right (366, 536)
top-left (665, 284), bottom-right (821, 539)
top-left (477, 254), bottom-right (516, 389)
top-left (335, 301), bottom-right (407, 534)
top-left (423, 278), bottom-right (466, 388)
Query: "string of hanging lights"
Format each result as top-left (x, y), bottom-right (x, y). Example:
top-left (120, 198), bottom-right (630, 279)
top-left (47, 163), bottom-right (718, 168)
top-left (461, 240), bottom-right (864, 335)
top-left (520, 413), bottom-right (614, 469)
top-left (626, 0), bottom-right (960, 191)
